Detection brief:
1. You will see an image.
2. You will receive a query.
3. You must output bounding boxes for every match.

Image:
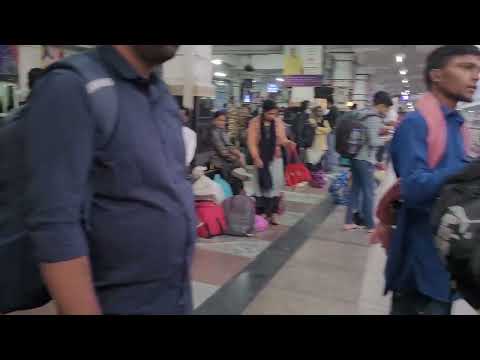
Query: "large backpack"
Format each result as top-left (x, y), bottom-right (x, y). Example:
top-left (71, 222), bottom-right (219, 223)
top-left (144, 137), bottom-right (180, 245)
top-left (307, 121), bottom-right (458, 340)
top-left (431, 160), bottom-right (480, 310)
top-left (335, 111), bottom-right (372, 159)
top-left (196, 201), bottom-right (227, 239)
top-left (0, 50), bottom-right (119, 314)
top-left (223, 195), bottom-right (256, 236)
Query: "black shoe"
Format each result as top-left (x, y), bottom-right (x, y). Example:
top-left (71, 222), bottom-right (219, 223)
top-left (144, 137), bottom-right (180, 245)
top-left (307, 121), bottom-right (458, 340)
top-left (353, 212), bottom-right (366, 227)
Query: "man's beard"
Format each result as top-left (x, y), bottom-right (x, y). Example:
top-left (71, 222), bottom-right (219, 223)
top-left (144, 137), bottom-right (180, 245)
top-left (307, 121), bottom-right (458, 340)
top-left (132, 45), bottom-right (179, 66)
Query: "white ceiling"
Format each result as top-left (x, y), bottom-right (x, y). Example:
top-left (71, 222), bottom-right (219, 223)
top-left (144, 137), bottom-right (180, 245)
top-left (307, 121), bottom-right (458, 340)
top-left (213, 45), bottom-right (440, 98)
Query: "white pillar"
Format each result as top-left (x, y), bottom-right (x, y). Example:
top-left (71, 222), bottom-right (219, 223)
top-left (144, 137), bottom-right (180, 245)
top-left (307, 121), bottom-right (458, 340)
top-left (330, 51), bottom-right (355, 110)
top-left (162, 45), bottom-right (214, 108)
top-left (352, 73), bottom-right (369, 109)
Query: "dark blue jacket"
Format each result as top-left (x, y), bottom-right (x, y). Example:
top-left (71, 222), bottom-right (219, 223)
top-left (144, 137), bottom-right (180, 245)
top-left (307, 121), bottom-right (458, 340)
top-left (23, 46), bottom-right (196, 315)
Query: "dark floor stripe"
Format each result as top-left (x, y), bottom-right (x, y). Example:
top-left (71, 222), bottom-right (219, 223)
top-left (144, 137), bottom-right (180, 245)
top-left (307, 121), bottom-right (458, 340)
top-left (194, 197), bottom-right (336, 315)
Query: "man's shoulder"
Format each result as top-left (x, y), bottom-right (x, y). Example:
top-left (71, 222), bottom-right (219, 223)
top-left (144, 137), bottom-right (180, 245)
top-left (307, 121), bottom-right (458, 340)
top-left (34, 68), bottom-right (86, 96)
top-left (397, 111), bottom-right (428, 132)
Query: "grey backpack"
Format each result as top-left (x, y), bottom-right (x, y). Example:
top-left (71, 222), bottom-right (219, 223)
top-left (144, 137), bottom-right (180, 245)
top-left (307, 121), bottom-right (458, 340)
top-left (223, 195), bottom-right (256, 236)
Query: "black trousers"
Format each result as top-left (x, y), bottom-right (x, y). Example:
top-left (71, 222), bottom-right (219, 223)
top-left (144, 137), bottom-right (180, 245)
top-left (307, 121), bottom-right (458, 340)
top-left (254, 196), bottom-right (280, 217)
top-left (390, 290), bottom-right (452, 315)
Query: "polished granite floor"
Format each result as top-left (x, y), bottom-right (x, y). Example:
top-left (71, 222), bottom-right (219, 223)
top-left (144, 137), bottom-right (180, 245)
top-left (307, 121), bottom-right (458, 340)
top-left (8, 176), bottom-right (332, 315)
top-left (9, 170), bottom-right (477, 315)
top-left (244, 206), bottom-right (477, 315)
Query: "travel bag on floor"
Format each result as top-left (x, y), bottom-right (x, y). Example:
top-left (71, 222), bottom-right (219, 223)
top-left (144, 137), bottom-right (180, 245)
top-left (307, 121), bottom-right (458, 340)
top-left (328, 171), bottom-right (350, 205)
top-left (310, 169), bottom-right (326, 189)
top-left (223, 195), bottom-right (256, 237)
top-left (255, 215), bottom-right (269, 233)
top-left (285, 148), bottom-right (312, 187)
top-left (214, 174), bottom-right (233, 199)
top-left (195, 201), bottom-right (227, 239)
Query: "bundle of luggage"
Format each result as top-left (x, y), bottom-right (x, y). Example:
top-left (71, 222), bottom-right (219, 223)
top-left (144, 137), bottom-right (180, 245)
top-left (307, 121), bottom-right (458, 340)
top-left (329, 171), bottom-right (350, 205)
top-left (191, 166), bottom-right (268, 239)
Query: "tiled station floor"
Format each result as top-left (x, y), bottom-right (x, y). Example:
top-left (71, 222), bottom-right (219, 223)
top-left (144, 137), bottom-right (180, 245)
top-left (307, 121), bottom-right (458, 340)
top-left (9, 171), bottom-right (477, 315)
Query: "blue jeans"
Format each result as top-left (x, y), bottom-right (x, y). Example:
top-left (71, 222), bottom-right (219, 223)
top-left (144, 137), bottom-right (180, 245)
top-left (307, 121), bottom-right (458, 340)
top-left (345, 159), bottom-right (374, 229)
top-left (326, 132), bottom-right (338, 170)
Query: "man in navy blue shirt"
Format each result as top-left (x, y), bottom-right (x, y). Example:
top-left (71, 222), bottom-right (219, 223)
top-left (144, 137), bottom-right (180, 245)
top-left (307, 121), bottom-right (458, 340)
top-left (387, 45), bottom-right (480, 315)
top-left (24, 45), bottom-right (196, 315)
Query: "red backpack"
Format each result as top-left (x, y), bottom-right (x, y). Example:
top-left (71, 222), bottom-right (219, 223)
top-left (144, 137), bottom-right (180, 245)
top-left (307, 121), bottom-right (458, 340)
top-left (195, 201), bottom-right (227, 239)
top-left (285, 148), bottom-right (312, 187)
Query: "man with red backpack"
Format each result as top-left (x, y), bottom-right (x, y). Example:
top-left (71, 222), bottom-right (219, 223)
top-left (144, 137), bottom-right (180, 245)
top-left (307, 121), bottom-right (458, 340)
top-left (386, 45), bottom-right (480, 315)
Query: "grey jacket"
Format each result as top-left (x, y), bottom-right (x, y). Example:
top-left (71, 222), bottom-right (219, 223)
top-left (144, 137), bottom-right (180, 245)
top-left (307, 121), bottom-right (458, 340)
top-left (210, 125), bottom-right (236, 168)
top-left (355, 109), bottom-right (385, 164)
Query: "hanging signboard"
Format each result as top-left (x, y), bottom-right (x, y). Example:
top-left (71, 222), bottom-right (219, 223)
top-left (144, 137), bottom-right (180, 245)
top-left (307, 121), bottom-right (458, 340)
top-left (302, 45), bottom-right (323, 75)
top-left (284, 75), bottom-right (323, 87)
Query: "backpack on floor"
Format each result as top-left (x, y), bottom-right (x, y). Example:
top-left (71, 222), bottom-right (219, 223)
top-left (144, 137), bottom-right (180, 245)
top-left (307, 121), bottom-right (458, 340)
top-left (0, 50), bottom-right (119, 314)
top-left (196, 201), bottom-right (227, 239)
top-left (310, 169), bottom-right (326, 189)
top-left (329, 171), bottom-right (350, 205)
top-left (214, 174), bottom-right (233, 199)
top-left (335, 111), bottom-right (373, 159)
top-left (223, 195), bottom-right (256, 236)
top-left (432, 160), bottom-right (480, 311)
top-left (255, 215), bottom-right (269, 233)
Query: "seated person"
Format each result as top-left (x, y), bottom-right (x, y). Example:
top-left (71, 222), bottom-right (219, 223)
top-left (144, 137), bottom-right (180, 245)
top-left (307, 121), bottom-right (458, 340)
top-left (209, 111), bottom-right (251, 194)
top-left (180, 106), bottom-right (197, 168)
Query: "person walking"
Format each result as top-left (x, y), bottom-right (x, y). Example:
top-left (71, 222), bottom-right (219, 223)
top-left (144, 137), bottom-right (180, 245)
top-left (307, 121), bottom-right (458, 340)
top-left (386, 45), bottom-right (480, 315)
top-left (344, 91), bottom-right (392, 232)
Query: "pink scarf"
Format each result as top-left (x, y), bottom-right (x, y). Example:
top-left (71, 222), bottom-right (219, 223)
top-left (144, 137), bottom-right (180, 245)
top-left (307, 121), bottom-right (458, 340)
top-left (370, 92), bottom-right (470, 249)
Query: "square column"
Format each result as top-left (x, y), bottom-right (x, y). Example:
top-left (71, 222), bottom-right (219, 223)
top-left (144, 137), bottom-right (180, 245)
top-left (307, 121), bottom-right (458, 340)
top-left (162, 45), bottom-right (215, 108)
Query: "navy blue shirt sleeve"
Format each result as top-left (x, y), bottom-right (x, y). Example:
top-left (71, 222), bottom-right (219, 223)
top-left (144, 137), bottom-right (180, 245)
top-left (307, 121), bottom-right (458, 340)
top-left (391, 115), bottom-right (464, 208)
top-left (24, 70), bottom-right (95, 263)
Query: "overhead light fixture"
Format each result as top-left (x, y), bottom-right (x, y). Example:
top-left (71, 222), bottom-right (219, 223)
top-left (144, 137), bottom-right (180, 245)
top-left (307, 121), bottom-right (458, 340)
top-left (276, 78), bottom-right (285, 82)
top-left (214, 72), bottom-right (227, 78)
top-left (346, 101), bottom-right (354, 107)
top-left (402, 79), bottom-right (409, 84)
top-left (399, 69), bottom-right (408, 76)
top-left (395, 54), bottom-right (405, 63)
top-left (252, 80), bottom-right (257, 83)
top-left (211, 59), bottom-right (223, 65)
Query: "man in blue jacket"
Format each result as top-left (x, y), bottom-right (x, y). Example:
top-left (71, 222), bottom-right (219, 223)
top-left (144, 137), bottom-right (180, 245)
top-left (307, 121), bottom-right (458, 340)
top-left (387, 45), bottom-right (480, 315)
